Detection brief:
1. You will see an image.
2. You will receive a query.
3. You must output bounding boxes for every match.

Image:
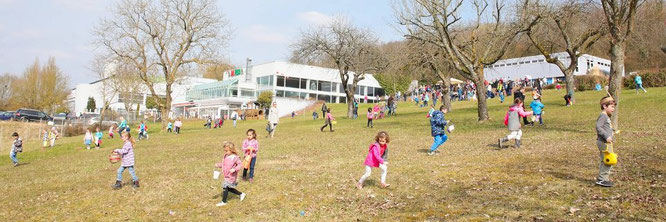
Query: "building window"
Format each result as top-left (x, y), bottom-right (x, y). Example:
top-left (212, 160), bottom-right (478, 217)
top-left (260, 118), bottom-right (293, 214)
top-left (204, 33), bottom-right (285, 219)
top-left (332, 83), bottom-right (338, 93)
top-left (339, 96), bottom-right (347, 104)
top-left (231, 89), bottom-right (238, 97)
top-left (286, 77), bottom-right (300, 88)
top-left (319, 81), bottom-right (332, 92)
top-left (317, 94), bottom-right (331, 102)
top-left (339, 84), bottom-right (345, 93)
top-left (300, 79), bottom-right (307, 89)
top-left (285, 91), bottom-right (299, 98)
top-left (300, 92), bottom-right (309, 99)
top-left (240, 90), bottom-right (254, 98)
top-left (376, 88), bottom-right (385, 97)
top-left (310, 80), bottom-right (318, 90)
top-left (276, 90), bottom-right (284, 97)
top-left (532, 60), bottom-right (539, 63)
top-left (367, 87), bottom-right (375, 96)
top-left (277, 76), bottom-right (285, 87)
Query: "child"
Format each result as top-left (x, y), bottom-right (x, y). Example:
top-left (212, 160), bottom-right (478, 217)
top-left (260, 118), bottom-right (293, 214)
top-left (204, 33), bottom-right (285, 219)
top-left (138, 121), bottom-right (147, 140)
top-left (84, 129), bottom-right (93, 150)
top-left (42, 129), bottom-right (49, 148)
top-left (242, 129), bottom-right (259, 182)
top-left (356, 131), bottom-right (390, 189)
top-left (595, 96), bottom-right (616, 187)
top-left (95, 127), bottom-right (103, 148)
top-left (49, 127), bottom-right (59, 147)
top-left (373, 104), bottom-right (380, 119)
top-left (10, 132), bottom-right (22, 167)
top-left (174, 118), bottom-right (182, 134)
top-left (112, 131), bottom-right (139, 189)
top-left (320, 108), bottom-right (335, 132)
top-left (167, 121), bottom-right (173, 133)
top-left (108, 125), bottom-right (115, 139)
top-left (429, 105), bottom-right (449, 155)
top-left (499, 98), bottom-right (534, 148)
top-left (427, 105), bottom-right (435, 118)
top-left (530, 96), bottom-right (545, 126)
top-left (366, 108), bottom-right (373, 128)
top-left (215, 142), bottom-right (246, 206)
top-left (312, 110), bottom-right (319, 120)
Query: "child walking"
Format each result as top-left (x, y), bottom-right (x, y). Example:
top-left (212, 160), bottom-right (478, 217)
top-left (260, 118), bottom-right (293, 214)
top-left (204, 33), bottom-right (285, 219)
top-left (530, 96), bottom-right (545, 126)
top-left (167, 121), bottom-right (173, 133)
top-left (499, 98), bottom-right (533, 148)
top-left (215, 142), bottom-right (246, 206)
top-left (366, 108), bottom-right (373, 128)
top-left (42, 129), bottom-right (49, 148)
top-left (320, 108), bottom-right (335, 132)
top-left (242, 129), bottom-right (259, 182)
top-left (10, 132), bottom-right (22, 167)
top-left (95, 127), bottom-right (103, 148)
top-left (49, 127), bottom-right (58, 147)
top-left (174, 119), bottom-right (182, 134)
top-left (356, 131), bottom-right (391, 189)
top-left (429, 105), bottom-right (449, 155)
top-left (84, 129), bottom-right (93, 150)
top-left (108, 125), bottom-right (115, 139)
top-left (111, 131), bottom-right (139, 189)
top-left (595, 96), bottom-right (616, 187)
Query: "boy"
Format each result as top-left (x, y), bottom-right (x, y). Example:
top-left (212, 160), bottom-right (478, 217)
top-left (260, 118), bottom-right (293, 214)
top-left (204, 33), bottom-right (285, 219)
top-left (10, 132), bottom-right (22, 166)
top-left (595, 96), bottom-right (616, 187)
top-left (95, 127), bottom-right (103, 148)
top-left (428, 105), bottom-right (449, 155)
top-left (530, 96), bottom-right (545, 126)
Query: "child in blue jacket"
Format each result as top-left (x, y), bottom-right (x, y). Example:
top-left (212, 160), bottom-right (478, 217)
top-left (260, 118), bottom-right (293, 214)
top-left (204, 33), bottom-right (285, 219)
top-left (530, 96), bottom-right (545, 126)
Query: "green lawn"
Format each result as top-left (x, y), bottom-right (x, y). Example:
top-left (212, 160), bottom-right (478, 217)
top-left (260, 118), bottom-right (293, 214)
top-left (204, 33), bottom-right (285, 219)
top-left (1, 88), bottom-right (665, 221)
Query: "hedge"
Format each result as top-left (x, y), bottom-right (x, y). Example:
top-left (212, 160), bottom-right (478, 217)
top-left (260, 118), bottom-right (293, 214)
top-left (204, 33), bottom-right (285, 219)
top-left (624, 70), bottom-right (666, 89)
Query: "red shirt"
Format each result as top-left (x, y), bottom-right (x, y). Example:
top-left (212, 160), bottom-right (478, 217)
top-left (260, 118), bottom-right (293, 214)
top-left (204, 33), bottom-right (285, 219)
top-left (380, 144), bottom-right (387, 156)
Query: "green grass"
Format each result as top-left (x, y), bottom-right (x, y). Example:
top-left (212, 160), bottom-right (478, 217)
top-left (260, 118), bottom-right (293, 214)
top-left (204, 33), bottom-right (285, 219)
top-left (1, 88), bottom-right (665, 221)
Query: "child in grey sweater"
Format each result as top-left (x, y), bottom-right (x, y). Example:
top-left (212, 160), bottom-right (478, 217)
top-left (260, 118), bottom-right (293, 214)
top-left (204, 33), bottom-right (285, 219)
top-left (595, 96), bottom-right (616, 187)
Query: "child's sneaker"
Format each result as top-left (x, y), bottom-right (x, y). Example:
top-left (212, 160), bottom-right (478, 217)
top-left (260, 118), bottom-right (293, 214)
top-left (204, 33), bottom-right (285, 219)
top-left (595, 179), bottom-right (613, 187)
top-left (427, 151), bottom-right (434, 156)
top-left (112, 181), bottom-right (122, 190)
top-left (132, 180), bottom-right (140, 188)
top-left (240, 193), bottom-right (246, 201)
top-left (381, 183), bottom-right (391, 188)
top-left (249, 178), bottom-right (253, 183)
top-left (515, 140), bottom-right (521, 148)
top-left (356, 182), bottom-right (363, 189)
top-left (13, 163), bottom-right (18, 167)
top-left (215, 201), bottom-right (227, 207)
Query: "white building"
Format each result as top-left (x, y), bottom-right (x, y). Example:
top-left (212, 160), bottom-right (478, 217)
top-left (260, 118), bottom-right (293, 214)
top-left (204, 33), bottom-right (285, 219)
top-left (483, 52), bottom-right (612, 84)
top-left (181, 61), bottom-right (384, 118)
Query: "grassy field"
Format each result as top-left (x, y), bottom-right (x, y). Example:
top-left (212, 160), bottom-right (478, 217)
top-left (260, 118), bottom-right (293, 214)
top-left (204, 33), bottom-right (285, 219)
top-left (1, 88), bottom-right (665, 221)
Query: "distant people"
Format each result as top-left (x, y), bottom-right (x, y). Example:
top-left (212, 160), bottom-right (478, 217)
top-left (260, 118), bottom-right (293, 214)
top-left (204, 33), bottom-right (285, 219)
top-left (42, 129), bottom-right (49, 148)
top-left (267, 102), bottom-right (279, 138)
top-left (356, 131), bottom-right (391, 189)
top-left (320, 108), bottom-right (335, 132)
top-left (108, 125), bottom-right (115, 139)
top-left (174, 118), bottom-right (182, 134)
top-left (321, 102), bottom-right (328, 118)
top-left (231, 111), bottom-right (239, 128)
top-left (10, 132), bottom-right (22, 167)
top-left (499, 98), bottom-right (533, 148)
top-left (84, 129), bottom-right (93, 150)
top-left (635, 74), bottom-right (647, 94)
top-left (95, 127), bottom-right (103, 148)
top-left (117, 117), bottom-right (127, 135)
top-left (49, 127), bottom-right (59, 147)
top-left (312, 110), bottom-right (319, 120)
top-left (167, 121), bottom-right (173, 133)
top-left (138, 121), bottom-right (148, 140)
top-left (204, 117), bottom-right (212, 129)
top-left (366, 108), bottom-right (374, 128)
top-left (555, 83), bottom-right (562, 91)
top-left (595, 83), bottom-right (602, 91)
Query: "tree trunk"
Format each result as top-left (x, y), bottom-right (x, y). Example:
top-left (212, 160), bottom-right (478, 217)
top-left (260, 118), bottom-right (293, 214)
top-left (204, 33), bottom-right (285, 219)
top-left (346, 90), bottom-right (354, 118)
top-left (163, 84), bottom-right (172, 130)
top-left (563, 70), bottom-right (576, 105)
top-left (441, 76), bottom-right (452, 111)
top-left (608, 42), bottom-right (625, 129)
top-left (472, 76), bottom-right (489, 121)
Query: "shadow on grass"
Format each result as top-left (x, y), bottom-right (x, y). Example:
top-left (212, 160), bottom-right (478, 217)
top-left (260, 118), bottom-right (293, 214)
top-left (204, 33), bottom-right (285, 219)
top-left (546, 170), bottom-right (592, 184)
top-left (487, 143), bottom-right (513, 150)
top-left (416, 148), bottom-right (430, 153)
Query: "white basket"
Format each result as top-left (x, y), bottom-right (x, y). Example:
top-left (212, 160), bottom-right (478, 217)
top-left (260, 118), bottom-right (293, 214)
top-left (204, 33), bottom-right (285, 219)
top-left (213, 170), bottom-right (221, 180)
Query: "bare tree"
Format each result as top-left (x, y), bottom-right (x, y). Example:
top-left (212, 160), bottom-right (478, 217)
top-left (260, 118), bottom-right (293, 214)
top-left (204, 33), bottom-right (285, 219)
top-left (407, 40), bottom-right (455, 110)
top-left (0, 73), bottom-right (17, 110)
top-left (91, 56), bottom-right (120, 125)
top-left (397, 0), bottom-right (522, 121)
top-left (292, 18), bottom-right (387, 118)
top-left (520, 0), bottom-right (605, 105)
top-left (600, 0), bottom-right (641, 128)
top-left (95, 0), bottom-right (229, 128)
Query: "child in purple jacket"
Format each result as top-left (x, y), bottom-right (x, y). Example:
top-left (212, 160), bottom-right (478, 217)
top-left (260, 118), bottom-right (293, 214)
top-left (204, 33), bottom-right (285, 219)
top-left (112, 131), bottom-right (139, 189)
top-left (215, 141), bottom-right (246, 206)
top-left (356, 131), bottom-right (390, 189)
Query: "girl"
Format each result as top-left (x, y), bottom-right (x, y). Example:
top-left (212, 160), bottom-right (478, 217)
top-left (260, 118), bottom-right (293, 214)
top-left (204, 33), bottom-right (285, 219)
top-left (42, 129), bottom-right (49, 148)
top-left (357, 131), bottom-right (390, 189)
top-left (49, 127), bottom-right (58, 147)
top-left (112, 131), bottom-right (139, 189)
top-left (108, 125), bottom-right (115, 139)
top-left (499, 98), bottom-right (534, 148)
top-left (174, 118), bottom-right (182, 134)
top-left (84, 129), bottom-right (93, 150)
top-left (320, 108), bottom-right (335, 132)
top-left (95, 127), bottom-right (103, 148)
top-left (242, 129), bottom-right (259, 182)
top-left (215, 142), bottom-right (246, 206)
top-left (366, 108), bottom-right (373, 128)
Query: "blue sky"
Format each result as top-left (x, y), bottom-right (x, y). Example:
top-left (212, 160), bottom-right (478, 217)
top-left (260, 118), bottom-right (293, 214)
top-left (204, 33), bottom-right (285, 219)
top-left (0, 0), bottom-right (404, 85)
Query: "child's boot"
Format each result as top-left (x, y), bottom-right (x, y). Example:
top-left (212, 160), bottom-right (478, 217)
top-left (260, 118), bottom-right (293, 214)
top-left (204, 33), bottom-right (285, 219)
top-left (112, 180), bottom-right (122, 189)
top-left (498, 138), bottom-right (508, 148)
top-left (515, 140), bottom-right (521, 148)
top-left (133, 180), bottom-right (140, 188)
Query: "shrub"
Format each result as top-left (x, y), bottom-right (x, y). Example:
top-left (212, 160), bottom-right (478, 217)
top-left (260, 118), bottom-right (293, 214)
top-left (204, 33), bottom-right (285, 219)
top-left (624, 70), bottom-right (666, 89)
top-left (574, 75), bottom-right (607, 92)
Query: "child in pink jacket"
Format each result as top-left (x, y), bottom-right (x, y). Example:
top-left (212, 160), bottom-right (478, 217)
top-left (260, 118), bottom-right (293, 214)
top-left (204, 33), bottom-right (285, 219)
top-left (242, 129), bottom-right (259, 182)
top-left (215, 142), bottom-right (245, 206)
top-left (356, 131), bottom-right (390, 189)
top-left (499, 98), bottom-right (534, 148)
top-left (320, 108), bottom-right (336, 132)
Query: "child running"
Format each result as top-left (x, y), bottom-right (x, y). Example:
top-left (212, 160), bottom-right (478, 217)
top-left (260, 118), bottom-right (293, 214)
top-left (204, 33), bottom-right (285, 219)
top-left (108, 125), bottom-right (115, 139)
top-left (215, 141), bottom-right (246, 206)
top-left (499, 98), bottom-right (534, 148)
top-left (95, 127), bottom-right (103, 149)
top-left (356, 131), bottom-right (391, 189)
top-left (595, 96), bottom-right (616, 187)
top-left (429, 105), bottom-right (449, 155)
top-left (366, 108), bottom-right (374, 128)
top-left (242, 129), bottom-right (259, 183)
top-left (320, 108), bottom-right (335, 132)
top-left (84, 129), bottom-right (93, 150)
top-left (111, 131), bottom-right (139, 189)
top-left (530, 96), bottom-right (545, 126)
top-left (9, 132), bottom-right (22, 167)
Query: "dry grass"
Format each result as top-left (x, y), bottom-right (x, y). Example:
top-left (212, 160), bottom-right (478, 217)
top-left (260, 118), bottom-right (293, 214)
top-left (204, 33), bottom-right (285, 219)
top-left (1, 88), bottom-right (665, 221)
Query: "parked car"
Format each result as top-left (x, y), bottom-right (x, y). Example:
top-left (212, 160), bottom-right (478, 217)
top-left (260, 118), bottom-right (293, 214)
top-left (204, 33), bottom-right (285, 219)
top-left (88, 117), bottom-right (118, 126)
top-left (0, 111), bottom-right (15, 120)
top-left (14, 108), bottom-right (53, 122)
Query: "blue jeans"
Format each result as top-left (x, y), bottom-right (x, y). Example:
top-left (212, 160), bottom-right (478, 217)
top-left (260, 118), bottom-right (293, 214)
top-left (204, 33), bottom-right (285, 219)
top-left (242, 156), bottom-right (257, 179)
top-left (233, 119), bottom-right (237, 127)
top-left (10, 151), bottom-right (18, 164)
top-left (117, 166), bottom-right (139, 181)
top-left (499, 93), bottom-right (505, 102)
top-left (430, 134), bottom-right (448, 152)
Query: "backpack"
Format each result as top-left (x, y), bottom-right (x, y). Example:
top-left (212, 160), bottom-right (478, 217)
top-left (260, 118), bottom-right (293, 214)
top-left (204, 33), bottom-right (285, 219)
top-left (14, 139), bottom-right (23, 153)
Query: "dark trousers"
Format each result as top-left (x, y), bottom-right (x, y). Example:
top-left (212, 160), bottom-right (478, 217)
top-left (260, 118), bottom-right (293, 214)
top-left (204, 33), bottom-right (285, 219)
top-left (223, 187), bottom-right (242, 203)
top-left (242, 156), bottom-right (257, 179)
top-left (321, 119), bottom-right (333, 131)
top-left (175, 127), bottom-right (180, 134)
top-left (367, 119), bottom-right (373, 128)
